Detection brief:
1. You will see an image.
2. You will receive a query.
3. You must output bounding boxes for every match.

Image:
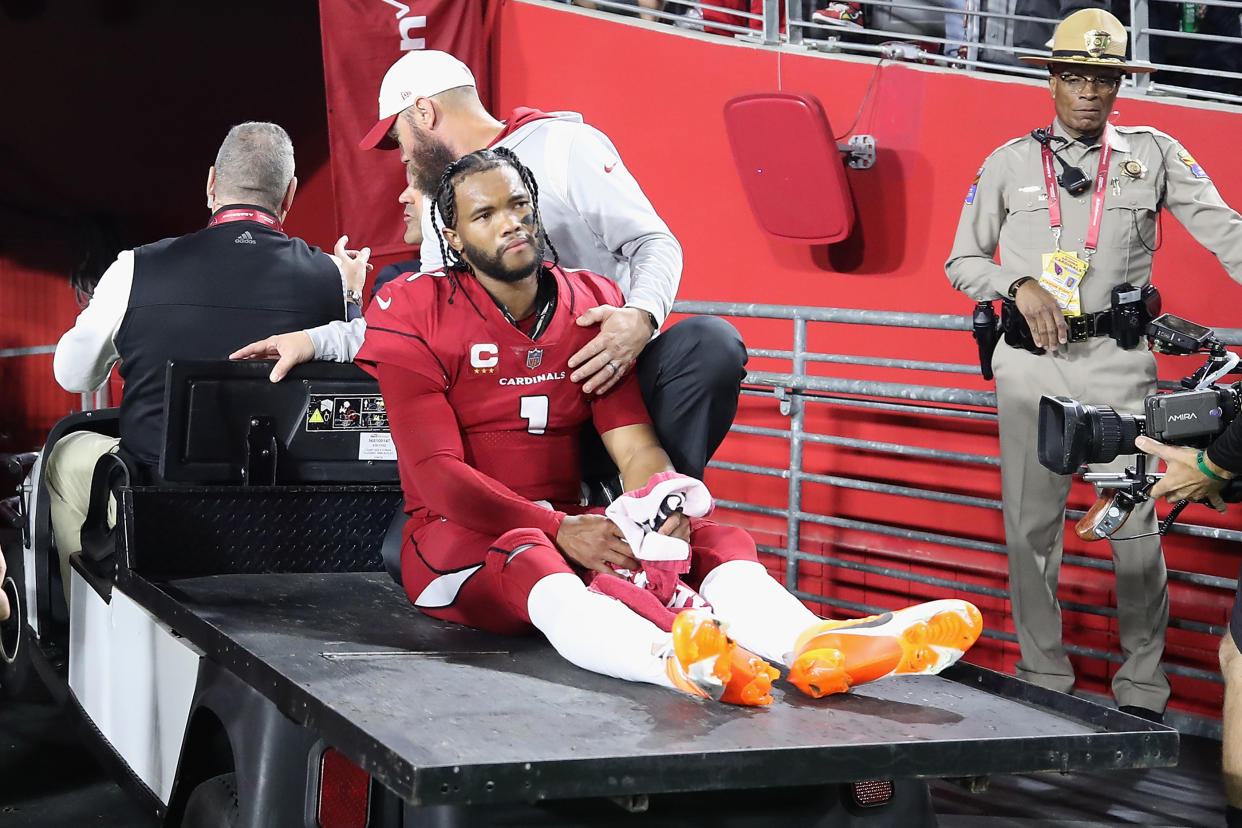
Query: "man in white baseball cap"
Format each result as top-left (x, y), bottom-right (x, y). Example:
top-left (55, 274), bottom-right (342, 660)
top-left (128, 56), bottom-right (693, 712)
top-left (358, 50), bottom-right (478, 153)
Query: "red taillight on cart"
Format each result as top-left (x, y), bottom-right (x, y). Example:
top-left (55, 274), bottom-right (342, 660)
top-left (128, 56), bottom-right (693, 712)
top-left (317, 748), bottom-right (370, 828)
top-left (850, 778), bottom-right (895, 807)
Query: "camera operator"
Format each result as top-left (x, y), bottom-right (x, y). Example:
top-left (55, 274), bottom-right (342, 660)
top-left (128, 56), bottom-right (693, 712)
top-left (946, 8), bottom-right (1242, 723)
top-left (1138, 430), bottom-right (1242, 827)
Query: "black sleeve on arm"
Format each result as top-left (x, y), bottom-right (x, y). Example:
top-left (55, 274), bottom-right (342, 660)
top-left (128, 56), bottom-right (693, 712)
top-left (1206, 413), bottom-right (1242, 474)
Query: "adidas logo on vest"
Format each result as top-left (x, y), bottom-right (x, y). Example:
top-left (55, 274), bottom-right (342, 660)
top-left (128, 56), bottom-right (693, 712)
top-left (234, 231), bottom-right (256, 245)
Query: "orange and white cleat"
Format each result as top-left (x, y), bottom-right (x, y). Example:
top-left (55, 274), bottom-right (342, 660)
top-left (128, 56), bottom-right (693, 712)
top-left (664, 609), bottom-right (779, 706)
top-left (788, 599), bottom-right (983, 699)
top-left (721, 646), bottom-right (781, 707)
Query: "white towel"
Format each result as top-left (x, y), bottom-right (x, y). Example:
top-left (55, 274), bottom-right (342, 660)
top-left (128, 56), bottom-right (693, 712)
top-left (604, 471), bottom-right (714, 562)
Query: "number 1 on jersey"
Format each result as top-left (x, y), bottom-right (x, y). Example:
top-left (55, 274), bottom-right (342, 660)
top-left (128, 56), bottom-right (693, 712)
top-left (520, 395), bottom-right (549, 435)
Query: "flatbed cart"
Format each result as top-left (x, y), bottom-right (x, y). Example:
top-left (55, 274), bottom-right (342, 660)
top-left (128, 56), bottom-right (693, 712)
top-left (2, 361), bottom-right (1179, 827)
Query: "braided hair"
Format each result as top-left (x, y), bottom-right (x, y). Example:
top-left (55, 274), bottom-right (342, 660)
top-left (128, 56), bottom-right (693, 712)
top-left (429, 146), bottom-right (561, 276)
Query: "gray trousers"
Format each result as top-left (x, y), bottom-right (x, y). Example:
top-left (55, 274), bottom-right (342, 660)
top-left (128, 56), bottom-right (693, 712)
top-left (993, 336), bottom-right (1170, 712)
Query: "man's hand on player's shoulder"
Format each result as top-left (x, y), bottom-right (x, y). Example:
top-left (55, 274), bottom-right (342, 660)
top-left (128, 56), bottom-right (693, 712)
top-left (555, 513), bottom-right (641, 574)
top-left (569, 305), bottom-right (654, 395)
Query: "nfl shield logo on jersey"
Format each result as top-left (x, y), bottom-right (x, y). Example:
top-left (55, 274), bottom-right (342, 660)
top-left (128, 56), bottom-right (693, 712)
top-left (526, 348), bottom-right (543, 370)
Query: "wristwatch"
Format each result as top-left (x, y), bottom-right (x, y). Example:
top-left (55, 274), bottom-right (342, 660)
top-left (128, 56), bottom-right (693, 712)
top-left (1007, 277), bottom-right (1033, 299)
top-left (345, 288), bottom-right (363, 305)
top-left (627, 305), bottom-right (659, 331)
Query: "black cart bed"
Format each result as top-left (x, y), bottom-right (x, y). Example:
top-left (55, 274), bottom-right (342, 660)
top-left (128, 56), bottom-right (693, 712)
top-left (126, 571), bottom-right (1178, 808)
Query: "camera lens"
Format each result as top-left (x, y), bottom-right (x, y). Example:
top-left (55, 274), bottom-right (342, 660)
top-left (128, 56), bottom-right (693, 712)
top-left (1039, 396), bottom-right (1088, 474)
top-left (1091, 405), bottom-right (1143, 462)
top-left (1038, 396), bottom-right (1145, 474)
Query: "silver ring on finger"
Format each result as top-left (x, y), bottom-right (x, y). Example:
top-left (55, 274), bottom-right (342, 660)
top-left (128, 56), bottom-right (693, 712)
top-left (606, 361), bottom-right (619, 375)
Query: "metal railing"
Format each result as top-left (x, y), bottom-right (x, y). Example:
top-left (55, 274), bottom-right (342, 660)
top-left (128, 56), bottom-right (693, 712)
top-left (0, 345), bottom-right (108, 412)
top-left (0, 345), bottom-right (56, 359)
top-left (675, 299), bottom-right (1239, 707)
top-left (558, 0), bottom-right (1242, 106)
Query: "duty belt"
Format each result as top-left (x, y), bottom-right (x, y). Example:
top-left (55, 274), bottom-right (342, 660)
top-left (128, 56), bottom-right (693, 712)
top-left (993, 283), bottom-right (1157, 358)
top-left (999, 300), bottom-right (1115, 354)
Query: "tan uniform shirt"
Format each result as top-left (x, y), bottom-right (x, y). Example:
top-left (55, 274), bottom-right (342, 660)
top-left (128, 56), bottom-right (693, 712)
top-left (946, 119), bottom-right (1242, 311)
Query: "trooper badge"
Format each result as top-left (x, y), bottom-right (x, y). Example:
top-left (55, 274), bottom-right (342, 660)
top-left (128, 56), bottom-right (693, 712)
top-left (1084, 29), bottom-right (1111, 57)
top-left (1120, 159), bottom-right (1146, 180)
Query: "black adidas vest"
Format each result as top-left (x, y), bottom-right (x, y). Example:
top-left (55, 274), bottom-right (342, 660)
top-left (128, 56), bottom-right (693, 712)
top-left (115, 206), bottom-right (344, 470)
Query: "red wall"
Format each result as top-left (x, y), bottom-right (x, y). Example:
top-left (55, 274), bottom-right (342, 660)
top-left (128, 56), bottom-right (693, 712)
top-left (494, 2), bottom-right (1242, 718)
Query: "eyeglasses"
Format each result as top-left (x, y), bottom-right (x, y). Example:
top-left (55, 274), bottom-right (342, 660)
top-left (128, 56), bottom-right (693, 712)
top-left (1056, 72), bottom-right (1122, 93)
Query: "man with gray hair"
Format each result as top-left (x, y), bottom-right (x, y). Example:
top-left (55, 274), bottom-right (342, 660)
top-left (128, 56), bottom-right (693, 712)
top-left (45, 121), bottom-right (359, 594)
top-left (209, 120), bottom-right (298, 210)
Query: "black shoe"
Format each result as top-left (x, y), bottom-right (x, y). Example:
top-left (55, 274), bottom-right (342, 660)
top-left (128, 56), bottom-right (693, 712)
top-left (1118, 704), bottom-right (1164, 724)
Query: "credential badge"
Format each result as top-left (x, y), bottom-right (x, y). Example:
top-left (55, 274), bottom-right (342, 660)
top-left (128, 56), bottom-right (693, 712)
top-left (1084, 29), bottom-right (1111, 58)
top-left (526, 348), bottom-right (543, 370)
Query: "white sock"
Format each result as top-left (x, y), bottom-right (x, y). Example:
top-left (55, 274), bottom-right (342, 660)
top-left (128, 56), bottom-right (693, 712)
top-left (527, 573), bottom-right (676, 690)
top-left (699, 559), bottom-right (820, 665)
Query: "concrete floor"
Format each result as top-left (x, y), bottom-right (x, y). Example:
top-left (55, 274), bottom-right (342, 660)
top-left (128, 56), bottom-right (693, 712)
top-left (0, 690), bottom-right (159, 827)
top-left (931, 733), bottom-right (1228, 826)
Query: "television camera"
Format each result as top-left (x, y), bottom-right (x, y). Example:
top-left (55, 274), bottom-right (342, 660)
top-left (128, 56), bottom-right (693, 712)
top-left (1036, 314), bottom-right (1242, 540)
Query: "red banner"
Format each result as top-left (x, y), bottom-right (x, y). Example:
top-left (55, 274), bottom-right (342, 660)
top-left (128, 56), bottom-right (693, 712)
top-left (318, 0), bottom-right (491, 257)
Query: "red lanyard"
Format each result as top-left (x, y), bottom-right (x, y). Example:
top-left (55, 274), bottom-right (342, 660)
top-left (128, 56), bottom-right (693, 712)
top-left (208, 208), bottom-right (284, 234)
top-left (1039, 125), bottom-right (1112, 257)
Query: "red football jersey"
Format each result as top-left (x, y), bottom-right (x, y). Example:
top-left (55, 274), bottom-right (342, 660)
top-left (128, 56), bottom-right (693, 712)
top-left (357, 265), bottom-right (650, 515)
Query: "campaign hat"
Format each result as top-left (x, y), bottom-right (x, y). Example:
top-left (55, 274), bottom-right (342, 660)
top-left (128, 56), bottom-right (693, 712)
top-left (1018, 9), bottom-right (1155, 74)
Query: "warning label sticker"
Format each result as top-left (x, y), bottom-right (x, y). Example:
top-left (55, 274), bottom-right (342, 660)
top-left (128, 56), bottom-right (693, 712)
top-left (359, 432), bottom-right (397, 461)
top-left (306, 395), bottom-right (389, 432)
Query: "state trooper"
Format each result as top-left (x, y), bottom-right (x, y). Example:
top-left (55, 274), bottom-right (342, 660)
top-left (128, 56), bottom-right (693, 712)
top-left (946, 8), bottom-right (1242, 721)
